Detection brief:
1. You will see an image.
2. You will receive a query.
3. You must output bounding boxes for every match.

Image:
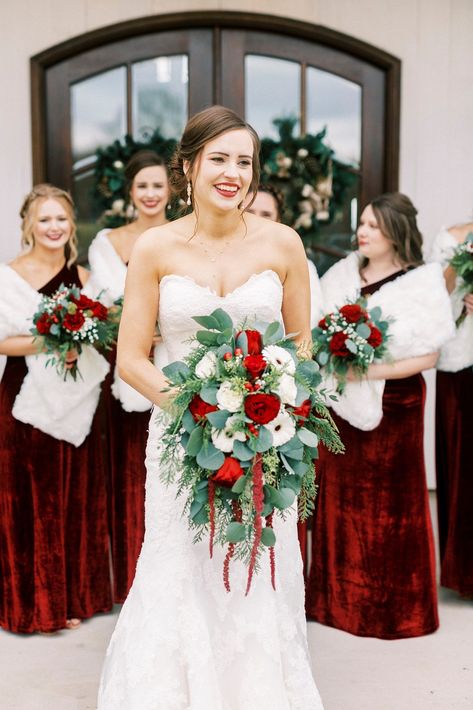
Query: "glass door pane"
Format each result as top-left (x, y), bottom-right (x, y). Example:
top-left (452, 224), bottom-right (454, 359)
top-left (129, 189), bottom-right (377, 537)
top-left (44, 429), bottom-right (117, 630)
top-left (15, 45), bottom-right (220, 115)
top-left (132, 55), bottom-right (189, 140)
top-left (245, 55), bottom-right (300, 138)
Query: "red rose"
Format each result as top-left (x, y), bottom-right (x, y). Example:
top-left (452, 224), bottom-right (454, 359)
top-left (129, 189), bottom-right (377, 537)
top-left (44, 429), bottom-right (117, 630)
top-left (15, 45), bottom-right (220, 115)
top-left (318, 317), bottom-right (329, 330)
top-left (292, 399), bottom-right (312, 424)
top-left (71, 294), bottom-right (95, 310)
top-left (212, 456), bottom-right (244, 487)
top-left (368, 326), bottom-right (383, 348)
top-left (340, 304), bottom-right (364, 323)
top-left (329, 332), bottom-right (350, 357)
top-left (91, 302), bottom-right (108, 321)
top-left (188, 394), bottom-right (218, 423)
top-left (243, 354), bottom-right (267, 379)
top-left (36, 312), bottom-right (52, 335)
top-left (63, 310), bottom-right (85, 332)
top-left (244, 393), bottom-right (280, 424)
top-left (242, 329), bottom-right (263, 355)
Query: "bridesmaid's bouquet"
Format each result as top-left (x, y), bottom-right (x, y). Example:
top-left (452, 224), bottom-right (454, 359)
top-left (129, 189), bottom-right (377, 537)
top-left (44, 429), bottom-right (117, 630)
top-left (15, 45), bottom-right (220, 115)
top-left (312, 300), bottom-right (390, 392)
top-left (31, 284), bottom-right (119, 380)
top-left (449, 233), bottom-right (473, 326)
top-left (159, 308), bottom-right (343, 593)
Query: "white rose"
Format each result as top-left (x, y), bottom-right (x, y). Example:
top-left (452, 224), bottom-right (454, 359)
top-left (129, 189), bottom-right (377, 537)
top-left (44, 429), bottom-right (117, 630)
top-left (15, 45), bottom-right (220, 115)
top-left (297, 148), bottom-right (309, 158)
top-left (266, 410), bottom-right (296, 447)
top-left (195, 351), bottom-right (217, 379)
top-left (262, 345), bottom-right (296, 375)
top-left (301, 183), bottom-right (313, 198)
top-left (276, 373), bottom-right (297, 405)
top-left (211, 416), bottom-right (246, 452)
top-left (111, 198), bottom-right (125, 213)
top-left (113, 160), bottom-right (124, 169)
top-left (216, 380), bottom-right (244, 412)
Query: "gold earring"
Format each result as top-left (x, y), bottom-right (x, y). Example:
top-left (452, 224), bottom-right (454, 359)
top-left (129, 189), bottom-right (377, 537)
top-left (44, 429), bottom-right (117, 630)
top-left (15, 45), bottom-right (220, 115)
top-left (186, 182), bottom-right (192, 206)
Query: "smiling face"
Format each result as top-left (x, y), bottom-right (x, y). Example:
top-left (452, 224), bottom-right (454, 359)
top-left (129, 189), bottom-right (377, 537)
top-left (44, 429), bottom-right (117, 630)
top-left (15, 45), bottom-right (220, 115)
top-left (356, 204), bottom-right (395, 262)
top-left (187, 129), bottom-right (254, 212)
top-left (130, 165), bottom-right (169, 218)
top-left (247, 190), bottom-right (280, 222)
top-left (32, 198), bottom-right (72, 253)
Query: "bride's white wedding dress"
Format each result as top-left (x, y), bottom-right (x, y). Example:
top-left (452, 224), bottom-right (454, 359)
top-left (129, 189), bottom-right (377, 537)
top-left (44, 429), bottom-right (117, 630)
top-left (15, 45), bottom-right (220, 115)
top-left (98, 270), bottom-right (324, 710)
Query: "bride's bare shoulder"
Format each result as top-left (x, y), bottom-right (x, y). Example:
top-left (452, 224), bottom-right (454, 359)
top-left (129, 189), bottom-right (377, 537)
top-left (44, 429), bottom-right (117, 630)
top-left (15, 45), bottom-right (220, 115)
top-left (131, 217), bottom-right (191, 262)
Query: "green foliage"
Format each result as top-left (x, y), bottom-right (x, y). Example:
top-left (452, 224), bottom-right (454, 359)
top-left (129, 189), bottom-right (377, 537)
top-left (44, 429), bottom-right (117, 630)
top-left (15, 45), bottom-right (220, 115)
top-left (260, 117), bottom-right (357, 246)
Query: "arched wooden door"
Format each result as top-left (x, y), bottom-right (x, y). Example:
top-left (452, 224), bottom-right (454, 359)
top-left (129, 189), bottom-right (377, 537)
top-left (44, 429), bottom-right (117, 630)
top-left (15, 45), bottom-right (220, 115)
top-left (31, 12), bottom-right (400, 265)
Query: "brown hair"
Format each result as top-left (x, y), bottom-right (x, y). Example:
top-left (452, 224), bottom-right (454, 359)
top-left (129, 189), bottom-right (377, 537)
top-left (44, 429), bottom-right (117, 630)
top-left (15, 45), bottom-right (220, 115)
top-left (20, 184), bottom-right (78, 266)
top-left (124, 149), bottom-right (168, 196)
top-left (256, 183), bottom-right (285, 222)
top-left (363, 192), bottom-right (424, 270)
top-left (169, 105), bottom-right (260, 210)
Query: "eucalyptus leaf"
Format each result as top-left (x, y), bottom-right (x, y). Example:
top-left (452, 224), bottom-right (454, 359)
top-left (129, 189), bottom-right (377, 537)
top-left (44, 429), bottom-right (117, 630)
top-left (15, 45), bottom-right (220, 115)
top-left (192, 314), bottom-right (221, 330)
top-left (297, 427), bottom-right (319, 448)
top-left (261, 527), bottom-right (276, 547)
top-left (180, 432), bottom-right (190, 449)
top-left (200, 385), bottom-right (218, 405)
top-left (369, 306), bottom-right (382, 321)
top-left (217, 329), bottom-right (233, 345)
top-left (254, 426), bottom-right (273, 453)
top-left (233, 440), bottom-right (255, 461)
top-left (317, 350), bottom-right (329, 366)
top-left (190, 499), bottom-right (204, 519)
top-left (193, 506), bottom-right (209, 524)
top-left (162, 361), bottom-right (191, 383)
top-left (363, 343), bottom-right (374, 356)
top-left (235, 331), bottom-right (248, 355)
top-left (263, 321), bottom-right (284, 344)
top-left (281, 474), bottom-right (303, 493)
top-left (295, 384), bottom-right (311, 406)
top-left (49, 324), bottom-right (60, 336)
top-left (196, 443), bottom-right (225, 471)
top-left (206, 409), bottom-right (231, 429)
top-left (211, 308), bottom-right (234, 331)
top-left (226, 521), bottom-right (247, 543)
top-left (182, 408), bottom-right (197, 433)
top-left (186, 426), bottom-right (204, 456)
top-left (231, 474), bottom-right (248, 494)
top-left (356, 323), bottom-right (371, 339)
top-left (345, 339), bottom-right (358, 354)
top-left (196, 330), bottom-right (220, 347)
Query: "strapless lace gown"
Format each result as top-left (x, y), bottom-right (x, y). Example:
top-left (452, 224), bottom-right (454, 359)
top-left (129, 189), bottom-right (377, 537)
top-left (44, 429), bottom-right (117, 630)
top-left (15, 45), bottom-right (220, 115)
top-left (98, 271), bottom-right (324, 710)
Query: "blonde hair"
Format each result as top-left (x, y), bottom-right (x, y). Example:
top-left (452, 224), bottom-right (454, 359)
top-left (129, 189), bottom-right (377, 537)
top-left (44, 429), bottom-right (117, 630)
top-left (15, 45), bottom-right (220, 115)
top-left (20, 184), bottom-right (78, 266)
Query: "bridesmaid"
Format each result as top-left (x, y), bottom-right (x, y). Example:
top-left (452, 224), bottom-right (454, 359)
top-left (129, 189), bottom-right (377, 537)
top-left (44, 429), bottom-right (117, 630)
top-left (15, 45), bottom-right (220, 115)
top-left (0, 184), bottom-right (112, 633)
top-left (246, 183), bottom-right (324, 328)
top-left (306, 192), bottom-right (455, 638)
top-left (88, 150), bottom-right (170, 602)
top-left (429, 220), bottom-right (473, 596)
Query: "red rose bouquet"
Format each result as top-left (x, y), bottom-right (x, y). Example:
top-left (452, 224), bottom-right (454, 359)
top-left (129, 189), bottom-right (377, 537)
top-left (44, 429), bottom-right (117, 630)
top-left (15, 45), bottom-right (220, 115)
top-left (31, 283), bottom-right (119, 380)
top-left (449, 232), bottom-right (473, 326)
top-left (312, 299), bottom-right (391, 392)
top-left (158, 309), bottom-right (343, 593)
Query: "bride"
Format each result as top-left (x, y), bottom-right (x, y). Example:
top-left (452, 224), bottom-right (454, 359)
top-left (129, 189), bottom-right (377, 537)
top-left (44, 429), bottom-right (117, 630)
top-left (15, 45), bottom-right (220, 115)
top-left (98, 105), bottom-right (324, 710)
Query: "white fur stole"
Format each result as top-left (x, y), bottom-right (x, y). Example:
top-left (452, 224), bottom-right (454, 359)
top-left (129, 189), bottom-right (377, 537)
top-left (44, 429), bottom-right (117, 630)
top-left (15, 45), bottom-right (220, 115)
top-left (320, 252), bottom-right (456, 430)
top-left (428, 229), bottom-right (473, 372)
top-left (0, 264), bottom-right (109, 446)
top-left (88, 230), bottom-right (168, 412)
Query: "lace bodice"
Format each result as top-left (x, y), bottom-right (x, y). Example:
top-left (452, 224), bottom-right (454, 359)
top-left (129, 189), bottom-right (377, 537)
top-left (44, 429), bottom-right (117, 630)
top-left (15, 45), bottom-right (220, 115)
top-left (158, 270), bottom-right (283, 361)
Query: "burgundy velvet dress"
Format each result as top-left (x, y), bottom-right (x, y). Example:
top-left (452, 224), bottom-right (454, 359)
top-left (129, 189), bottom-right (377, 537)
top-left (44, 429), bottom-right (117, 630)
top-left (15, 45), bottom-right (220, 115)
top-left (436, 367), bottom-right (473, 595)
top-left (105, 375), bottom-right (148, 603)
top-left (306, 273), bottom-right (439, 639)
top-left (0, 264), bottom-right (112, 633)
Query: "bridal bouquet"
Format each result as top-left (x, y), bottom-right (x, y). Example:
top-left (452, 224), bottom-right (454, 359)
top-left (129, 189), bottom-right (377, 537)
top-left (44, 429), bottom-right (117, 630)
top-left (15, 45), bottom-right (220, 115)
top-left (312, 300), bottom-right (391, 392)
top-left (159, 308), bottom-right (343, 593)
top-left (31, 284), bottom-right (119, 380)
top-left (449, 233), bottom-right (473, 326)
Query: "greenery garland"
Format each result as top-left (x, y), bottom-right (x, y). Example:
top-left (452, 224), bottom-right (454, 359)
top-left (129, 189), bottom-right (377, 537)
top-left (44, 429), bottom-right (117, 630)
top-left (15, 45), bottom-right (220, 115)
top-left (92, 117), bottom-right (356, 236)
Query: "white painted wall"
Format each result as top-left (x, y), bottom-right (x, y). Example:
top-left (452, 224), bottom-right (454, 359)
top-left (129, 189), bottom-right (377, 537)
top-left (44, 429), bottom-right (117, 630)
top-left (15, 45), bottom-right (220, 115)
top-left (1, 0), bottom-right (472, 485)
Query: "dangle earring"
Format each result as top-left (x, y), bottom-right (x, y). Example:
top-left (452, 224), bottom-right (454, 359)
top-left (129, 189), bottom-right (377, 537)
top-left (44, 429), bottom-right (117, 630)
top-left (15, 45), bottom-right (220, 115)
top-left (186, 182), bottom-right (192, 206)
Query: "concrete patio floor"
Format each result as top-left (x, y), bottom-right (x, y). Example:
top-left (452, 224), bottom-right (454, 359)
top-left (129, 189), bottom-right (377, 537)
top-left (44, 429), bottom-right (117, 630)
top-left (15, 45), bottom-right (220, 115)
top-left (1, 496), bottom-right (472, 710)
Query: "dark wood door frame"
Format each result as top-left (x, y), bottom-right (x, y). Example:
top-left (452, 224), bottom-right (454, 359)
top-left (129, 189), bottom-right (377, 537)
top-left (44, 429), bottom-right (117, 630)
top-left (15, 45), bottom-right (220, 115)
top-left (31, 10), bottom-right (400, 190)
